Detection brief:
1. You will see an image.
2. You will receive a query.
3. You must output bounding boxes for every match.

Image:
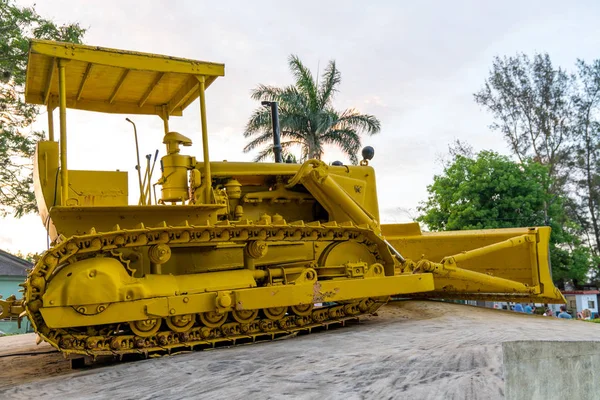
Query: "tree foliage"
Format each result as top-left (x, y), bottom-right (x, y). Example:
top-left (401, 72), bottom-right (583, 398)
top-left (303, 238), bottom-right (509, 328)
top-left (571, 60), bottom-right (600, 258)
top-left (418, 151), bottom-right (549, 230)
top-left (244, 55), bottom-right (380, 165)
top-left (474, 52), bottom-right (600, 283)
top-left (8, 249), bottom-right (40, 263)
top-left (473, 54), bottom-right (573, 183)
top-left (417, 151), bottom-right (591, 285)
top-left (0, 0), bottom-right (85, 217)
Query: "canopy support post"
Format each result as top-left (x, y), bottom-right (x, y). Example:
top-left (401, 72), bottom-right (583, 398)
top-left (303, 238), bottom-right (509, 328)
top-left (196, 76), bottom-right (211, 203)
top-left (47, 105), bottom-right (55, 141)
top-left (58, 59), bottom-right (68, 206)
top-left (161, 105), bottom-right (169, 134)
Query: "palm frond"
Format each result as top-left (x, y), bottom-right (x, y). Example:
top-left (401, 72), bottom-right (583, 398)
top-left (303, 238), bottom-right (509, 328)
top-left (321, 128), bottom-right (362, 164)
top-left (315, 108), bottom-right (340, 134)
top-left (250, 84), bottom-right (285, 102)
top-left (318, 60), bottom-right (341, 108)
top-left (288, 54), bottom-right (319, 110)
top-left (245, 127), bottom-right (306, 155)
top-left (279, 112), bottom-right (310, 135)
top-left (243, 108), bottom-right (272, 136)
top-left (243, 130), bottom-right (274, 153)
top-left (280, 129), bottom-right (308, 143)
top-left (335, 109), bottom-right (381, 135)
top-left (252, 140), bottom-right (301, 162)
top-left (277, 86), bottom-right (307, 110)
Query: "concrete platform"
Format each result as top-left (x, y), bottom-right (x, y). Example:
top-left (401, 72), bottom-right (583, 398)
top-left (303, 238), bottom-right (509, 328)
top-left (504, 341), bottom-right (600, 400)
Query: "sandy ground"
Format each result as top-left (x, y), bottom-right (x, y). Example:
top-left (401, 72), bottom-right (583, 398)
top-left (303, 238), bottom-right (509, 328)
top-left (0, 300), bottom-right (598, 399)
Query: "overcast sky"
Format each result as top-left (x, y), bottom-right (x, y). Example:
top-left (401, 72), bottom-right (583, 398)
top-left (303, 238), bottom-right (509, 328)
top-left (2, 0), bottom-right (600, 254)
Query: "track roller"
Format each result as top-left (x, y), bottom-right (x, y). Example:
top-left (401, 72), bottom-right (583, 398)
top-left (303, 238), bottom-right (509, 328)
top-left (263, 306), bottom-right (288, 320)
top-left (166, 314), bottom-right (195, 332)
top-left (198, 311), bottom-right (228, 328)
top-left (130, 318), bottom-right (162, 337)
top-left (291, 304), bottom-right (313, 316)
top-left (232, 309), bottom-right (259, 324)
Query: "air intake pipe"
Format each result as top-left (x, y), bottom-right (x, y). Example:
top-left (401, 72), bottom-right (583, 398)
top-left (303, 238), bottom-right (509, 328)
top-left (262, 101), bottom-right (283, 163)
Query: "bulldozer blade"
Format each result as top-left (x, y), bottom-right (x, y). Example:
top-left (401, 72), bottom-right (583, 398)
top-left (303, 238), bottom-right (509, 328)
top-left (382, 223), bottom-right (565, 304)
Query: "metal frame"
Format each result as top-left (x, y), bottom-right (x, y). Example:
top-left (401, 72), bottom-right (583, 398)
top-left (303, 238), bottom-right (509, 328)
top-left (27, 39), bottom-right (224, 207)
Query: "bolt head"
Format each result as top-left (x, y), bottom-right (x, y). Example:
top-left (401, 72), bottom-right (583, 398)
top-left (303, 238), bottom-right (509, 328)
top-left (217, 294), bottom-right (232, 308)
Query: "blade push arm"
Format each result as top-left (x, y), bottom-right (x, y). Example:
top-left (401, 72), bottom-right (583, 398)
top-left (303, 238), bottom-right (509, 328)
top-left (0, 295), bottom-right (25, 326)
top-left (290, 160), bottom-right (565, 303)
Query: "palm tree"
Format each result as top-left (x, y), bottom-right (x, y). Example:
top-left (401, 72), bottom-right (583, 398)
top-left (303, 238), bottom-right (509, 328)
top-left (243, 55), bottom-right (381, 165)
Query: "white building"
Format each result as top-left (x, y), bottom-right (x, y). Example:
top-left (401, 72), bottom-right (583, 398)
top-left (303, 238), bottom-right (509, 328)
top-left (562, 290), bottom-right (599, 318)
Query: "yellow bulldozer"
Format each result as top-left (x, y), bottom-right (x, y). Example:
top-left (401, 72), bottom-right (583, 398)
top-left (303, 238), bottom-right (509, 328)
top-left (0, 40), bottom-right (565, 357)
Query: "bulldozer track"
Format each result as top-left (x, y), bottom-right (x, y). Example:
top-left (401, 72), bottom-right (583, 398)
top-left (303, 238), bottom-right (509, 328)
top-left (23, 220), bottom-right (395, 357)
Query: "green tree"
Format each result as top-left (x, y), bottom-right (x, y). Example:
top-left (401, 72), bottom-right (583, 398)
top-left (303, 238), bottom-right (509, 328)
top-left (473, 53), bottom-right (573, 184)
top-left (0, 0), bottom-right (85, 217)
top-left (9, 250), bottom-right (40, 263)
top-left (417, 150), bottom-right (591, 285)
top-left (243, 55), bottom-right (380, 164)
top-left (571, 59), bottom-right (600, 258)
top-left (474, 52), bottom-right (600, 282)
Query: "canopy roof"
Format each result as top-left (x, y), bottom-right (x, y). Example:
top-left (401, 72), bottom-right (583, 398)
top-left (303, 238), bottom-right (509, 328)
top-left (24, 39), bottom-right (224, 117)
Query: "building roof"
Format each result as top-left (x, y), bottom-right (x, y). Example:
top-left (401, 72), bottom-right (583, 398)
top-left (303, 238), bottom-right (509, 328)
top-left (562, 290), bottom-right (599, 295)
top-left (0, 249), bottom-right (31, 276)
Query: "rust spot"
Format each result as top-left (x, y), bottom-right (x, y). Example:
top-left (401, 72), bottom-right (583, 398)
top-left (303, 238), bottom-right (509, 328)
top-left (312, 281), bottom-right (323, 302)
top-left (312, 281), bottom-right (339, 302)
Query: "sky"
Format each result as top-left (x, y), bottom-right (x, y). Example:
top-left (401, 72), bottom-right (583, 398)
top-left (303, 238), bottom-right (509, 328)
top-left (2, 0), bottom-right (600, 254)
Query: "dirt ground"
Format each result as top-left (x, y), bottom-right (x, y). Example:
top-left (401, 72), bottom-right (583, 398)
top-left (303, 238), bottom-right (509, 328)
top-left (1, 300), bottom-right (598, 399)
